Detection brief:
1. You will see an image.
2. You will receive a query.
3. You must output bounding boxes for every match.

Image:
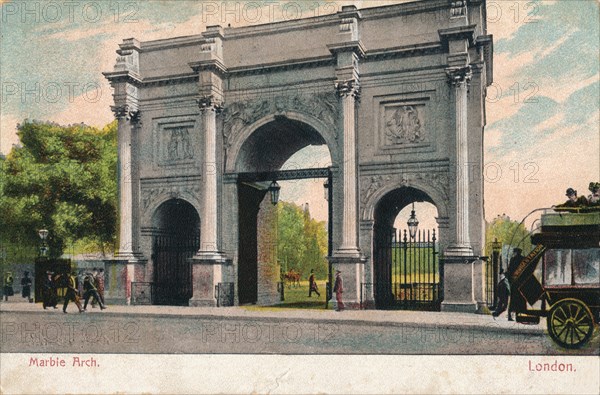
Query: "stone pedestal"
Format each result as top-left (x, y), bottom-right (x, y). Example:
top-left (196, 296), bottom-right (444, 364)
top-left (189, 256), bottom-right (229, 307)
top-left (441, 256), bottom-right (479, 313)
top-left (328, 255), bottom-right (366, 310)
top-left (103, 259), bottom-right (145, 305)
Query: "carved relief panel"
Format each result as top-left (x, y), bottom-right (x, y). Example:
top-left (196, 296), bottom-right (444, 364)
top-left (152, 116), bottom-right (199, 170)
top-left (374, 89), bottom-right (440, 155)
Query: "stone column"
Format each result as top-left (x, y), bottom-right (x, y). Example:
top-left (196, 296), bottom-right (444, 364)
top-left (441, 66), bottom-right (479, 313)
top-left (445, 66), bottom-right (474, 257)
top-left (189, 97), bottom-right (229, 307)
top-left (198, 97), bottom-right (222, 257)
top-left (113, 106), bottom-right (141, 259)
top-left (336, 79), bottom-right (361, 257)
top-left (326, 6), bottom-right (367, 309)
top-left (188, 25), bottom-right (230, 307)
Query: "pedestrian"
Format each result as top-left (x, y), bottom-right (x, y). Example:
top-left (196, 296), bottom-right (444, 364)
top-left (308, 269), bottom-right (320, 297)
top-left (42, 271), bottom-right (58, 309)
top-left (96, 268), bottom-right (106, 305)
top-left (61, 270), bottom-right (83, 314)
top-left (82, 273), bottom-right (105, 311)
top-left (77, 270), bottom-right (85, 297)
top-left (492, 268), bottom-right (510, 319)
top-left (333, 270), bottom-right (344, 311)
top-left (3, 272), bottom-right (14, 301)
top-left (507, 248), bottom-right (525, 321)
top-left (91, 268), bottom-right (99, 308)
top-left (556, 187), bottom-right (588, 208)
top-left (21, 271), bottom-right (32, 302)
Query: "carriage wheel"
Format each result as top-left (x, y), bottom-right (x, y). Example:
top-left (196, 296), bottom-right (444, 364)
top-left (547, 298), bottom-right (595, 349)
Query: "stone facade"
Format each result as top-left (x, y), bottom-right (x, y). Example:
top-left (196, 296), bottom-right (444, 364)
top-left (104, 0), bottom-right (493, 312)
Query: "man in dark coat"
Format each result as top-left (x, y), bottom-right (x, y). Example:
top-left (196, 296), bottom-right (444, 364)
top-left (507, 248), bottom-right (526, 321)
top-left (4, 272), bottom-right (14, 301)
top-left (308, 269), bottom-right (320, 298)
top-left (82, 273), bottom-right (106, 311)
top-left (492, 268), bottom-right (511, 319)
top-left (96, 268), bottom-right (106, 305)
top-left (333, 270), bottom-right (344, 311)
top-left (42, 271), bottom-right (58, 309)
top-left (556, 187), bottom-right (588, 208)
top-left (21, 271), bottom-right (32, 302)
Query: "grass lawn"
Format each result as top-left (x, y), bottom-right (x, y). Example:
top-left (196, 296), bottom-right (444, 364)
top-left (241, 280), bottom-right (332, 311)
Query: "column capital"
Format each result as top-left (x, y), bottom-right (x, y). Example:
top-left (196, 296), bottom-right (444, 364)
top-left (446, 65), bottom-right (472, 86)
top-left (111, 105), bottom-right (140, 122)
top-left (197, 95), bottom-right (224, 113)
top-left (449, 0), bottom-right (468, 18)
top-left (335, 79), bottom-right (361, 99)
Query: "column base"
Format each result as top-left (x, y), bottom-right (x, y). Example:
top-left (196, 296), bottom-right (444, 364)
top-left (104, 258), bottom-right (147, 306)
top-left (444, 244), bottom-right (474, 257)
top-left (114, 251), bottom-right (146, 262)
top-left (333, 247), bottom-right (361, 259)
top-left (440, 255), bottom-right (479, 314)
top-left (189, 253), bottom-right (231, 307)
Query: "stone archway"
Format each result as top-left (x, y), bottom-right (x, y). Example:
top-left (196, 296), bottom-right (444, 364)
top-left (232, 115), bottom-right (334, 305)
top-left (371, 186), bottom-right (441, 310)
top-left (151, 199), bottom-right (200, 305)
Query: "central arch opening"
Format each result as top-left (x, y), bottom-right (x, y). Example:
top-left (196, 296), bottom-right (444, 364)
top-left (236, 116), bottom-right (332, 307)
top-left (373, 187), bottom-right (441, 310)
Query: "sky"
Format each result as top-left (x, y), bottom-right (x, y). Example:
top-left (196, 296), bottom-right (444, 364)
top-left (0, 0), bottom-right (598, 228)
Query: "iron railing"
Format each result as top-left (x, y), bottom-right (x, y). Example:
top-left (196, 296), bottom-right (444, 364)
top-left (131, 282), bottom-right (154, 305)
top-left (215, 282), bottom-right (234, 307)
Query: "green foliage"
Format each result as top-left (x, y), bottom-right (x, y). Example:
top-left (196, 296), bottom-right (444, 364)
top-left (277, 202), bottom-right (328, 279)
top-left (0, 120), bottom-right (117, 260)
top-left (485, 214), bottom-right (533, 257)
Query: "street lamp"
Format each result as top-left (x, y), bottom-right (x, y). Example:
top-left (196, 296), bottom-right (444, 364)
top-left (323, 178), bottom-right (329, 201)
top-left (491, 238), bottom-right (501, 252)
top-left (38, 229), bottom-right (49, 257)
top-left (407, 203), bottom-right (419, 239)
top-left (268, 181), bottom-right (280, 205)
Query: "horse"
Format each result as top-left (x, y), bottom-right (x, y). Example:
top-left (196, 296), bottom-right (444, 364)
top-left (283, 269), bottom-right (301, 289)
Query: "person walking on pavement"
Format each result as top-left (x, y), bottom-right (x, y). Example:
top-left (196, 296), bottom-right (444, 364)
top-left (333, 270), bottom-right (344, 311)
top-left (4, 272), bottom-right (14, 301)
top-left (82, 273), bottom-right (105, 311)
top-left (21, 271), bottom-right (32, 302)
top-left (91, 268), bottom-right (99, 308)
top-left (308, 269), bottom-right (320, 298)
top-left (42, 271), bottom-right (58, 309)
top-left (492, 268), bottom-right (511, 319)
top-left (61, 270), bottom-right (83, 313)
top-left (507, 248), bottom-right (525, 321)
top-left (96, 268), bottom-right (106, 305)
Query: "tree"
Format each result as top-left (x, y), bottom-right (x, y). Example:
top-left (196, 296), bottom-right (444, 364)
top-left (485, 214), bottom-right (533, 259)
top-left (0, 120), bottom-right (117, 259)
top-left (276, 202), bottom-right (328, 279)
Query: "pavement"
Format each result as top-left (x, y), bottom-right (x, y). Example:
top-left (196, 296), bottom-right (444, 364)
top-left (0, 298), bottom-right (545, 336)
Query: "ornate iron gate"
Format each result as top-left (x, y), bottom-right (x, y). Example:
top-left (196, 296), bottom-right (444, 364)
top-left (375, 228), bottom-right (442, 310)
top-left (153, 233), bottom-right (199, 305)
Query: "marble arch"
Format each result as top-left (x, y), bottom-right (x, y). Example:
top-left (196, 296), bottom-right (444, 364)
top-left (104, 0), bottom-right (493, 312)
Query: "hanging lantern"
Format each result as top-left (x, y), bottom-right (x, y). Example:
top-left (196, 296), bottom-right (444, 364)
top-left (268, 181), bottom-right (280, 205)
top-left (407, 203), bottom-right (419, 239)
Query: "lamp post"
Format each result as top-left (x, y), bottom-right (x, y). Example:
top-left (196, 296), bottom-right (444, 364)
top-left (268, 181), bottom-right (280, 205)
top-left (491, 238), bottom-right (501, 308)
top-left (407, 203), bottom-right (419, 240)
top-left (38, 229), bottom-right (49, 258)
top-left (323, 172), bottom-right (333, 308)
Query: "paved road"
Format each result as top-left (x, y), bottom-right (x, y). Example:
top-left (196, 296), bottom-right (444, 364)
top-left (2, 310), bottom-right (598, 355)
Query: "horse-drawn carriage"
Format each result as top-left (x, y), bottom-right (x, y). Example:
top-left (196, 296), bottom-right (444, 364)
top-left (509, 209), bottom-right (599, 349)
